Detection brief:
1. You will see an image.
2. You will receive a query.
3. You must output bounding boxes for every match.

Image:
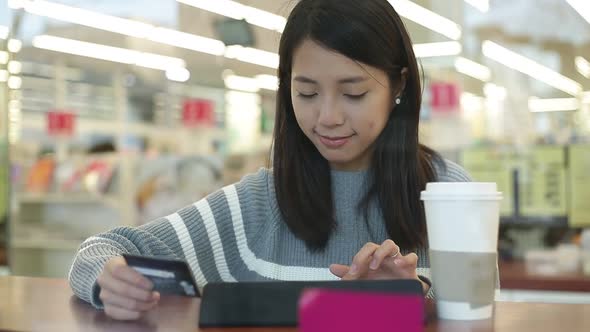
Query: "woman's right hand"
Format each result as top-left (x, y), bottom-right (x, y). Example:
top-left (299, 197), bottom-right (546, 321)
top-left (97, 256), bottom-right (160, 320)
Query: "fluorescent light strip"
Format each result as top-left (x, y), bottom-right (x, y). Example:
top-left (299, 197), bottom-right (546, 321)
top-left (177, 0), bottom-right (287, 33)
top-left (8, 76), bottom-right (22, 89)
top-left (165, 67), bottom-right (190, 82)
top-left (413, 41), bottom-right (462, 58)
top-left (224, 75), bottom-right (260, 93)
top-left (567, 0), bottom-right (590, 24)
top-left (464, 0), bottom-right (489, 12)
top-left (7, 39), bottom-right (22, 53)
top-left (8, 61), bottom-right (22, 74)
top-left (0, 51), bottom-right (8, 65)
top-left (0, 70), bottom-right (8, 82)
top-left (389, 0), bottom-right (461, 40)
top-left (455, 57), bottom-right (491, 81)
top-left (149, 27), bottom-right (225, 56)
top-left (224, 74), bottom-right (279, 92)
top-left (575, 56), bottom-right (590, 79)
top-left (482, 41), bottom-right (582, 96)
top-left (32, 35), bottom-right (186, 71)
top-left (484, 83), bottom-right (507, 100)
top-left (461, 92), bottom-right (485, 110)
top-left (224, 45), bottom-right (279, 69)
top-left (7, 0), bottom-right (26, 9)
top-left (528, 97), bottom-right (579, 113)
top-left (255, 75), bottom-right (279, 91)
top-left (22, 0), bottom-right (154, 38)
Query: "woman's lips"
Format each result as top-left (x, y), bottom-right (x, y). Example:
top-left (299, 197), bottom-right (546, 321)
top-left (318, 134), bottom-right (353, 148)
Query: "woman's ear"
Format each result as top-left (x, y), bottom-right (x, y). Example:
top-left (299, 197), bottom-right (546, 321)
top-left (398, 67), bottom-right (408, 96)
top-left (392, 67), bottom-right (409, 106)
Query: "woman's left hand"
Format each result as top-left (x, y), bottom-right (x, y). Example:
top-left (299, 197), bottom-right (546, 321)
top-left (329, 239), bottom-right (429, 294)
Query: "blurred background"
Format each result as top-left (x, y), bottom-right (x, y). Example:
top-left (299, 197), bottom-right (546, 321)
top-left (0, 0), bottom-right (589, 303)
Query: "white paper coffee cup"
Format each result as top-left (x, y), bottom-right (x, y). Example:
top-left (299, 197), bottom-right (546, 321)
top-left (421, 182), bottom-right (502, 320)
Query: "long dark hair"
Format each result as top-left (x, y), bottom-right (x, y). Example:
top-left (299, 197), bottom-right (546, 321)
top-left (273, 0), bottom-right (443, 251)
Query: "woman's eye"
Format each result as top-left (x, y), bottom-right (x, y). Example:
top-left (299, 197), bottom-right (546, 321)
top-left (344, 92), bottom-right (368, 100)
top-left (297, 92), bottom-right (318, 99)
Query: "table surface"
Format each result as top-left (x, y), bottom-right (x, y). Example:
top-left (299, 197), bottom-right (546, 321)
top-left (1, 276), bottom-right (590, 332)
top-left (499, 260), bottom-right (590, 292)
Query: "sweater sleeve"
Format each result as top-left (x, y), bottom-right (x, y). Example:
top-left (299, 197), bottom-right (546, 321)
top-left (68, 168), bottom-right (271, 308)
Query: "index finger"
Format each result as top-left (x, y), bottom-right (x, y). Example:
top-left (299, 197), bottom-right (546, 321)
top-left (370, 239), bottom-right (399, 270)
top-left (347, 242), bottom-right (380, 277)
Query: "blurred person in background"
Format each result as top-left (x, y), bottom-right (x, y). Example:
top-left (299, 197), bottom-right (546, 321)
top-left (69, 0), bottom-right (471, 320)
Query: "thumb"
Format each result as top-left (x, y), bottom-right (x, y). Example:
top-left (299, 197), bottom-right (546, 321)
top-left (329, 264), bottom-right (350, 278)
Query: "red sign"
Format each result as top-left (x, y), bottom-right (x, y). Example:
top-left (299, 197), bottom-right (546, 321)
top-left (182, 99), bottom-right (215, 127)
top-left (430, 82), bottom-right (460, 113)
top-left (47, 111), bottom-right (76, 136)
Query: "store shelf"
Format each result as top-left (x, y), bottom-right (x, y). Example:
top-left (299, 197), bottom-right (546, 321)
top-left (16, 193), bottom-right (120, 209)
top-left (20, 112), bottom-right (226, 141)
top-left (11, 237), bottom-right (82, 251)
top-left (500, 216), bottom-right (568, 227)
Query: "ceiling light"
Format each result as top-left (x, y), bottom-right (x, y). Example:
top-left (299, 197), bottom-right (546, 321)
top-left (7, 76), bottom-right (22, 89)
top-left (389, 0), bottom-right (462, 40)
top-left (0, 70), bottom-right (8, 82)
top-left (150, 27), bottom-right (226, 56)
top-left (32, 35), bottom-right (186, 71)
top-left (413, 42), bottom-right (462, 58)
top-left (575, 56), bottom-right (590, 79)
top-left (482, 40), bottom-right (582, 96)
top-left (464, 0), bottom-right (489, 12)
top-left (528, 97), bottom-right (579, 112)
top-left (177, 0), bottom-right (286, 32)
top-left (7, 0), bottom-right (26, 9)
top-left (8, 61), bottom-right (22, 74)
top-left (134, 52), bottom-right (185, 71)
top-left (455, 57), bottom-right (491, 81)
top-left (225, 45), bottom-right (279, 69)
top-left (461, 92), bottom-right (485, 111)
top-left (8, 39), bottom-right (22, 53)
top-left (484, 83), bottom-right (506, 100)
top-left (255, 74), bottom-right (279, 91)
top-left (567, 0), bottom-right (590, 24)
top-left (165, 67), bottom-right (191, 82)
top-left (224, 75), bottom-right (260, 93)
top-left (0, 51), bottom-right (8, 65)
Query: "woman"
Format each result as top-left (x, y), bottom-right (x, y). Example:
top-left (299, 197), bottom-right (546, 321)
top-left (69, 0), bottom-right (471, 320)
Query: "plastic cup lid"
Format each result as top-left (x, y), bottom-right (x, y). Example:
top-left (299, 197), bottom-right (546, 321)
top-left (421, 182), bottom-right (502, 199)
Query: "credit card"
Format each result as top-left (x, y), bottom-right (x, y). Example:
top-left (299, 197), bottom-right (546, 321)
top-left (122, 254), bottom-right (200, 297)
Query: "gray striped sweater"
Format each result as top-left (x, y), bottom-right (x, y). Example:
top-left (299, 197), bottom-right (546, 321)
top-left (69, 160), bottom-right (472, 308)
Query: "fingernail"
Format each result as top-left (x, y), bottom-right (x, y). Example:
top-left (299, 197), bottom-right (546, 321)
top-left (369, 259), bottom-right (378, 270)
top-left (350, 264), bottom-right (358, 275)
top-left (152, 291), bottom-right (160, 300)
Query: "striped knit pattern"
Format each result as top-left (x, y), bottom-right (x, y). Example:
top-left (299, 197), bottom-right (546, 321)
top-left (68, 160), bottom-right (472, 308)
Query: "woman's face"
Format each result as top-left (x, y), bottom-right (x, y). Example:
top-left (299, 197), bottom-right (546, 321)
top-left (291, 39), bottom-right (395, 171)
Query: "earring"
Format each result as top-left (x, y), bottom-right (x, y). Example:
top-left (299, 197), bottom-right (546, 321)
top-left (395, 97), bottom-right (401, 105)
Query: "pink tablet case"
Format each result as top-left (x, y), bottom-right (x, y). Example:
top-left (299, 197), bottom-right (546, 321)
top-left (299, 288), bottom-right (424, 332)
